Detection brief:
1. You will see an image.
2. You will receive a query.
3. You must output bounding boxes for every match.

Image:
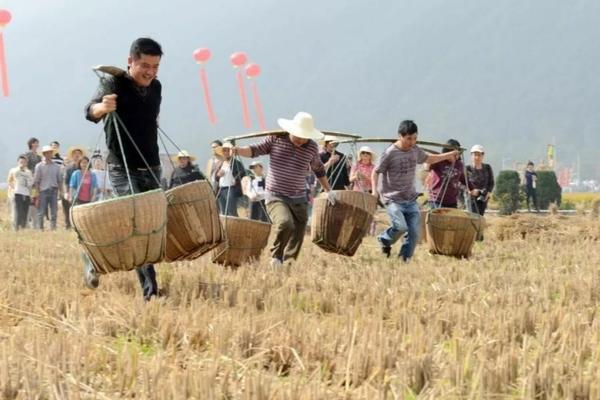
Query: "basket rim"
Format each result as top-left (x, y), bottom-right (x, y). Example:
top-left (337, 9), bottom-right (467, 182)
top-left (71, 188), bottom-right (166, 211)
top-left (219, 215), bottom-right (272, 227)
top-left (165, 179), bottom-right (210, 194)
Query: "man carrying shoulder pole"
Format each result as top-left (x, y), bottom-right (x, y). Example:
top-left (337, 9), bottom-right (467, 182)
top-left (234, 112), bottom-right (336, 267)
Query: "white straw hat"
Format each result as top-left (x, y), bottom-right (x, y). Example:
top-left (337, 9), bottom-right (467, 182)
top-left (357, 146), bottom-right (376, 160)
top-left (172, 150), bottom-right (196, 162)
top-left (41, 145), bottom-right (55, 154)
top-left (277, 112), bottom-right (324, 141)
top-left (470, 144), bottom-right (485, 154)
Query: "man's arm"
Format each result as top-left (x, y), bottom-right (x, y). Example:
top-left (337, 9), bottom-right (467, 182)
top-left (85, 77), bottom-right (118, 123)
top-left (233, 146), bottom-right (253, 158)
top-left (317, 175), bottom-right (332, 192)
top-left (7, 169), bottom-right (15, 190)
top-left (425, 150), bottom-right (459, 165)
top-left (32, 165), bottom-right (41, 192)
top-left (371, 169), bottom-right (381, 198)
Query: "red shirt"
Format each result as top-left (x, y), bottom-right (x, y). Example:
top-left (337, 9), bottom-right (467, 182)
top-left (78, 172), bottom-right (93, 202)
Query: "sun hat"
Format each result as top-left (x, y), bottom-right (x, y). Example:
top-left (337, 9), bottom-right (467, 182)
top-left (277, 112), bottom-right (324, 141)
top-left (172, 150), bottom-right (196, 162)
top-left (357, 146), bottom-right (376, 160)
top-left (67, 145), bottom-right (88, 158)
top-left (41, 145), bottom-right (55, 154)
top-left (221, 142), bottom-right (234, 149)
top-left (470, 144), bottom-right (485, 154)
top-left (249, 161), bottom-right (263, 169)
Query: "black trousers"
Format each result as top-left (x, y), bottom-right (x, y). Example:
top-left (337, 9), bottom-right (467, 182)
top-left (13, 194), bottom-right (30, 230)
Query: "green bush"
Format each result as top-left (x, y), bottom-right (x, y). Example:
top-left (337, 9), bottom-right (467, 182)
top-left (536, 170), bottom-right (562, 210)
top-left (493, 170), bottom-right (521, 215)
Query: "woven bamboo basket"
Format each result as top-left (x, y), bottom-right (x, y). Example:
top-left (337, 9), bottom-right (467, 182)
top-left (71, 189), bottom-right (167, 274)
top-left (311, 191), bottom-right (376, 256)
top-left (425, 208), bottom-right (482, 258)
top-left (164, 180), bottom-right (222, 262)
top-left (330, 190), bottom-right (378, 215)
top-left (212, 216), bottom-right (271, 266)
top-left (419, 211), bottom-right (428, 244)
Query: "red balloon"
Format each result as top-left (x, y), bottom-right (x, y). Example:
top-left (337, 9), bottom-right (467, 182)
top-left (230, 52), bottom-right (247, 67)
top-left (0, 9), bottom-right (12, 26)
top-left (193, 48), bottom-right (211, 63)
top-left (245, 63), bottom-right (261, 78)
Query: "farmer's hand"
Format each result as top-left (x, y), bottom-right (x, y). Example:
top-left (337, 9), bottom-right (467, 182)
top-left (326, 190), bottom-right (337, 206)
top-left (470, 189), bottom-right (480, 197)
top-left (331, 154), bottom-right (340, 164)
top-left (99, 94), bottom-right (117, 115)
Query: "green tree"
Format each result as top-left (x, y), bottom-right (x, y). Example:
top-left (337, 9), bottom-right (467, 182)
top-left (494, 170), bottom-right (521, 215)
top-left (536, 170), bottom-right (562, 209)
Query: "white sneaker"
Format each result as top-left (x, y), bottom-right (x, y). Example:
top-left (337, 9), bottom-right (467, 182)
top-left (269, 258), bottom-right (283, 268)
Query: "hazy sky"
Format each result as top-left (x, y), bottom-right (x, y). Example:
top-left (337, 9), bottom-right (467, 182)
top-left (0, 0), bottom-right (599, 177)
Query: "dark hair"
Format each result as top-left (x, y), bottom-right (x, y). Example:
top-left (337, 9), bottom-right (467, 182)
top-left (398, 120), bottom-right (418, 137)
top-left (51, 141), bottom-right (60, 146)
top-left (27, 137), bottom-right (39, 149)
top-left (130, 38), bottom-right (163, 60)
top-left (77, 156), bottom-right (90, 170)
top-left (211, 140), bottom-right (223, 147)
top-left (527, 161), bottom-right (534, 167)
top-left (17, 155), bottom-right (27, 161)
top-left (442, 139), bottom-right (461, 154)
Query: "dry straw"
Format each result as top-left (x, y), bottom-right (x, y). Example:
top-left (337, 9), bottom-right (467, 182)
top-left (4, 200), bottom-right (600, 398)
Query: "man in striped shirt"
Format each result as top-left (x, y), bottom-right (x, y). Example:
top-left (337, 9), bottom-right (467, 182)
top-left (234, 112), bottom-right (335, 267)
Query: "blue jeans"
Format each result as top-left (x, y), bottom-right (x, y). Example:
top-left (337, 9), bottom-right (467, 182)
top-left (378, 200), bottom-right (421, 261)
top-left (218, 186), bottom-right (241, 217)
top-left (38, 187), bottom-right (58, 230)
top-left (109, 164), bottom-right (162, 301)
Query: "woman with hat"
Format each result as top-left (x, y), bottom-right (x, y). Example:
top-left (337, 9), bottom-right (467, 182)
top-left (214, 142), bottom-right (246, 216)
top-left (350, 146), bottom-right (377, 235)
top-left (169, 150), bottom-right (206, 189)
top-left (232, 111), bottom-right (335, 267)
top-left (350, 146), bottom-right (376, 193)
top-left (91, 154), bottom-right (113, 200)
top-left (245, 161), bottom-right (269, 222)
top-left (466, 144), bottom-right (494, 217)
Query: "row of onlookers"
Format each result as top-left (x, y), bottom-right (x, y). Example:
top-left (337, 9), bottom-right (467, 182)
top-left (6, 137), bottom-right (112, 231)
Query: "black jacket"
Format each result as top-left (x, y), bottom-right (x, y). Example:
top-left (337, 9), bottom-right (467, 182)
top-left (169, 164), bottom-right (206, 189)
top-left (85, 74), bottom-right (161, 169)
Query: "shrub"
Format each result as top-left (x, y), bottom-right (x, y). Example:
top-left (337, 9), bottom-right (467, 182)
top-left (493, 170), bottom-right (521, 215)
top-left (536, 171), bottom-right (562, 210)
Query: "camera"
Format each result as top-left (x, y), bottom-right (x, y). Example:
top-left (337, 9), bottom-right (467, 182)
top-left (476, 189), bottom-right (487, 202)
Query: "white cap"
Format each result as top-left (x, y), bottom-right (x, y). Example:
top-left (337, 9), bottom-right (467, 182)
top-left (470, 144), bottom-right (485, 154)
top-left (249, 161), bottom-right (263, 169)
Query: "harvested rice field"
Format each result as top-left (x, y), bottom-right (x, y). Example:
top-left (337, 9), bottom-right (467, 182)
top-left (1, 203), bottom-right (600, 399)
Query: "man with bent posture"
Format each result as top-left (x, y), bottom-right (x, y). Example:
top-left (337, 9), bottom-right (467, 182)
top-left (234, 112), bottom-right (335, 267)
top-left (83, 37), bottom-right (164, 301)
